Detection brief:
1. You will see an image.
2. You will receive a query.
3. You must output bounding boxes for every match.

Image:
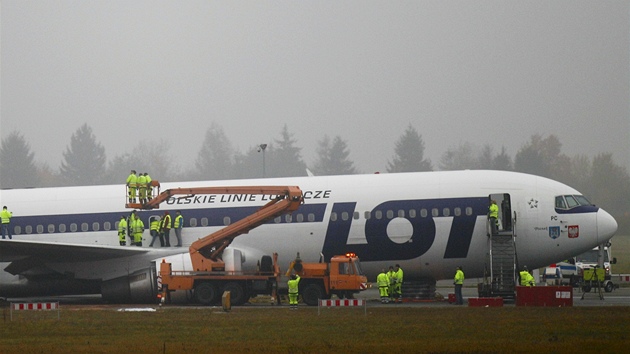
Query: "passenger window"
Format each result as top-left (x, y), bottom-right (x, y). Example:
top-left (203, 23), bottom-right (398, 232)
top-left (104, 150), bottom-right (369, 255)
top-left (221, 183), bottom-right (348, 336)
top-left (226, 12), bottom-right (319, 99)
top-left (104, 222), bottom-right (111, 231)
top-left (387, 210), bottom-right (394, 219)
top-left (274, 216), bottom-right (281, 223)
top-left (14, 226), bottom-right (21, 235)
top-left (81, 223), bottom-right (89, 232)
top-left (364, 211), bottom-right (371, 220)
top-left (308, 213), bottom-right (315, 222)
top-left (398, 210), bottom-right (405, 218)
top-left (432, 208), bottom-right (439, 217)
top-left (285, 214), bottom-right (292, 223)
top-left (37, 225), bottom-right (44, 234)
top-left (341, 212), bottom-right (349, 221)
top-left (420, 209), bottom-right (428, 218)
top-left (223, 217), bottom-right (231, 226)
top-left (375, 210), bottom-right (382, 219)
top-left (25, 225), bottom-right (32, 234)
top-left (409, 209), bottom-right (416, 218)
top-left (296, 214), bottom-right (304, 222)
top-left (443, 208), bottom-right (450, 217)
top-left (466, 207), bottom-right (473, 216)
top-left (48, 224), bottom-right (55, 233)
top-left (59, 224), bottom-right (66, 233)
top-left (330, 212), bottom-right (337, 222)
top-left (201, 217), bottom-right (208, 227)
top-left (353, 212), bottom-right (360, 220)
top-left (454, 207), bottom-right (461, 216)
top-left (190, 218), bottom-right (197, 227)
top-left (92, 222), bottom-right (100, 231)
top-left (70, 223), bottom-right (78, 232)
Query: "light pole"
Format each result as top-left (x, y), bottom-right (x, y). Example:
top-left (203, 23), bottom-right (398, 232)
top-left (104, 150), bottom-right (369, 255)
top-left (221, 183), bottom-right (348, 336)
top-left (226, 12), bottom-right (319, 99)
top-left (257, 144), bottom-right (267, 178)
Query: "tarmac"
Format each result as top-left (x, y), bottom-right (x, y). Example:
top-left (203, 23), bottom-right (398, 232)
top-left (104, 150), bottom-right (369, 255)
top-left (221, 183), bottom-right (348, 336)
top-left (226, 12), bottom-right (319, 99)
top-left (6, 279), bottom-right (630, 308)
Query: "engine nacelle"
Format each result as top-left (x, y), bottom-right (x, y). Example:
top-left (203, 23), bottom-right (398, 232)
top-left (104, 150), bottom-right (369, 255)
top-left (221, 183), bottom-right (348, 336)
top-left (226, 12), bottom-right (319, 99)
top-left (101, 267), bottom-right (158, 303)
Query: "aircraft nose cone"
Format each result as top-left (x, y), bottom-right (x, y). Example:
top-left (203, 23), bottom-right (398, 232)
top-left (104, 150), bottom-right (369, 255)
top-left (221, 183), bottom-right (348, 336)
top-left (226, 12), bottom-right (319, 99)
top-left (597, 208), bottom-right (618, 243)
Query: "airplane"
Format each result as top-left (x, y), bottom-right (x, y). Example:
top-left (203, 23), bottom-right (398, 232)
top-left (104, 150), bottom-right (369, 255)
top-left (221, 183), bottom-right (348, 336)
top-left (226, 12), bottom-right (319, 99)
top-left (0, 170), bottom-right (618, 303)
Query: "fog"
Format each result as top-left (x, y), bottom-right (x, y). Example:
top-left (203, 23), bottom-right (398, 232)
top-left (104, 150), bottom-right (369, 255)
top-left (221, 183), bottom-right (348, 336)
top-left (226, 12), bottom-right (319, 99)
top-left (2, 1), bottom-right (629, 174)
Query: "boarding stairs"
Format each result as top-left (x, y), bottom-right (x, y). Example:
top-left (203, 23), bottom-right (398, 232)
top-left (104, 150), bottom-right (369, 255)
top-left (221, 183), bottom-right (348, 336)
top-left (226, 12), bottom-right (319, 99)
top-left (481, 214), bottom-right (518, 300)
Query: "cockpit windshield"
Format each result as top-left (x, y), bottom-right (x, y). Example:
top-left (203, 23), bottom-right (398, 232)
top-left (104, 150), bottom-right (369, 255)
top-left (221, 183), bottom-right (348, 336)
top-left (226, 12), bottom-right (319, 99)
top-left (555, 195), bottom-right (592, 210)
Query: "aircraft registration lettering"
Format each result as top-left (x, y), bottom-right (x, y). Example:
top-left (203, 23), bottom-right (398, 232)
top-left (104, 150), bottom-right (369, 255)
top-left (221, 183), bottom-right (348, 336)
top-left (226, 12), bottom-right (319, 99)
top-left (321, 197), bottom-right (488, 262)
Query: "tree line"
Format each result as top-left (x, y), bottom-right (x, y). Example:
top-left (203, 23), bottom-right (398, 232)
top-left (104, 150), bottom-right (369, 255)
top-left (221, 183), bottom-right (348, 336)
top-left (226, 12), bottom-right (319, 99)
top-left (1, 122), bottom-right (628, 232)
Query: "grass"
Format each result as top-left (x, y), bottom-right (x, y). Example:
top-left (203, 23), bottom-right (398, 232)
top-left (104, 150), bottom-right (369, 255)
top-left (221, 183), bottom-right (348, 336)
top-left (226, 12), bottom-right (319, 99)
top-left (1, 306), bottom-right (629, 353)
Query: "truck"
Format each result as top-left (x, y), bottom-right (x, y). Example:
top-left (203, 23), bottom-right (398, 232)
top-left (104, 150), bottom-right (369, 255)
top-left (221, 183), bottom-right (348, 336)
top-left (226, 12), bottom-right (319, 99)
top-left (129, 184), bottom-right (368, 306)
top-left (543, 243), bottom-right (617, 292)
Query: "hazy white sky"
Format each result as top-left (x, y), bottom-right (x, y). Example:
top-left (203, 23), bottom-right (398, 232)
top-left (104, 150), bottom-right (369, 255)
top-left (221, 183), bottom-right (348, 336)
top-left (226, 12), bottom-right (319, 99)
top-left (2, 1), bottom-right (629, 174)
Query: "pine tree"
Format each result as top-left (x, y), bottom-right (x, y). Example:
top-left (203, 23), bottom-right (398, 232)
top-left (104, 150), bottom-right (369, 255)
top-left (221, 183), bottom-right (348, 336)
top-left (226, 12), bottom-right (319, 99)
top-left (313, 135), bottom-right (357, 175)
top-left (195, 123), bottom-right (234, 180)
top-left (59, 124), bottom-right (106, 186)
top-left (387, 125), bottom-right (432, 173)
top-left (0, 131), bottom-right (40, 188)
top-left (269, 125), bottom-right (307, 177)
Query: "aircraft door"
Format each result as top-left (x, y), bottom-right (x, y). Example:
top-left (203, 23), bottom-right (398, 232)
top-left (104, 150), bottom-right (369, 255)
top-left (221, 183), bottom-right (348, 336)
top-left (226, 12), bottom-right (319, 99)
top-left (489, 193), bottom-right (512, 233)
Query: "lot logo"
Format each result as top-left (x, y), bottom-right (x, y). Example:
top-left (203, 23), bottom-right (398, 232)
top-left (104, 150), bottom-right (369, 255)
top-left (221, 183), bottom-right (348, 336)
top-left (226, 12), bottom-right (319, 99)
top-left (568, 225), bottom-right (579, 238)
top-left (549, 226), bottom-right (560, 239)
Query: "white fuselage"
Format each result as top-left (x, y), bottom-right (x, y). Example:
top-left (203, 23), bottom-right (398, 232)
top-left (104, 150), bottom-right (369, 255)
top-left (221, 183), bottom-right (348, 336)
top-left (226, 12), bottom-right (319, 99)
top-left (0, 170), bottom-right (618, 299)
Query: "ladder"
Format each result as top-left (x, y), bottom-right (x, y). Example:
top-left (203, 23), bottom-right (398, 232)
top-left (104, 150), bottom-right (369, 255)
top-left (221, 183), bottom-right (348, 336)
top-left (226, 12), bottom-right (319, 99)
top-left (483, 213), bottom-right (518, 299)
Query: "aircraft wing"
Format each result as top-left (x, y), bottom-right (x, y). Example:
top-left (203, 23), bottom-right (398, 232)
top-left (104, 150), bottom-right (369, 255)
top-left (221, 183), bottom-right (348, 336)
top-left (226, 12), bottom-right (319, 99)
top-left (0, 239), bottom-right (154, 276)
top-left (0, 239), bottom-right (150, 263)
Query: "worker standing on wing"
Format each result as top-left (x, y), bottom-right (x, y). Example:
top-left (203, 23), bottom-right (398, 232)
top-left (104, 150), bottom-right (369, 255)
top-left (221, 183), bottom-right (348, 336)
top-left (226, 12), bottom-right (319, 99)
top-left (149, 216), bottom-right (161, 247)
top-left (118, 215), bottom-right (127, 246)
top-left (174, 210), bottom-right (184, 247)
top-left (161, 211), bottom-right (172, 247)
top-left (132, 215), bottom-right (144, 247)
top-left (1, 206), bottom-right (13, 240)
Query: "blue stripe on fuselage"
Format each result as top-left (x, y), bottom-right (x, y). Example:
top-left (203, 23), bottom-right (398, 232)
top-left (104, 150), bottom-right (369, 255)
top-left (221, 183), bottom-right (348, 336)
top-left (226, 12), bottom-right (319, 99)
top-left (9, 204), bottom-right (327, 235)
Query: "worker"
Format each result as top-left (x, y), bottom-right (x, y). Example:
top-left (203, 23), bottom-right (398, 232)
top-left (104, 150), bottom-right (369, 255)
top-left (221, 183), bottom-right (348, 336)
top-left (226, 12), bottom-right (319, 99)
top-left (160, 211), bottom-right (172, 247)
top-left (174, 210), bottom-right (184, 247)
top-left (144, 173), bottom-right (153, 201)
top-left (127, 210), bottom-right (137, 246)
top-left (386, 266), bottom-right (395, 302)
top-left (488, 199), bottom-right (499, 235)
top-left (1, 206), bottom-right (13, 240)
top-left (149, 216), bottom-right (161, 247)
top-left (454, 266), bottom-right (465, 305)
top-left (126, 170), bottom-right (138, 203)
top-left (392, 264), bottom-right (404, 303)
top-left (137, 172), bottom-right (147, 205)
top-left (287, 274), bottom-right (301, 310)
top-left (132, 215), bottom-right (144, 247)
top-left (118, 215), bottom-right (127, 246)
top-left (377, 269), bottom-right (390, 304)
top-left (520, 266), bottom-right (535, 286)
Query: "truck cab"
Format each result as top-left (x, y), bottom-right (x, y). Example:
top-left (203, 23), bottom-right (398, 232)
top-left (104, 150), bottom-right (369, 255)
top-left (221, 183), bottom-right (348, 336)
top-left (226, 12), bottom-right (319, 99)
top-left (544, 243), bottom-right (617, 292)
top-left (295, 252), bottom-right (369, 306)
